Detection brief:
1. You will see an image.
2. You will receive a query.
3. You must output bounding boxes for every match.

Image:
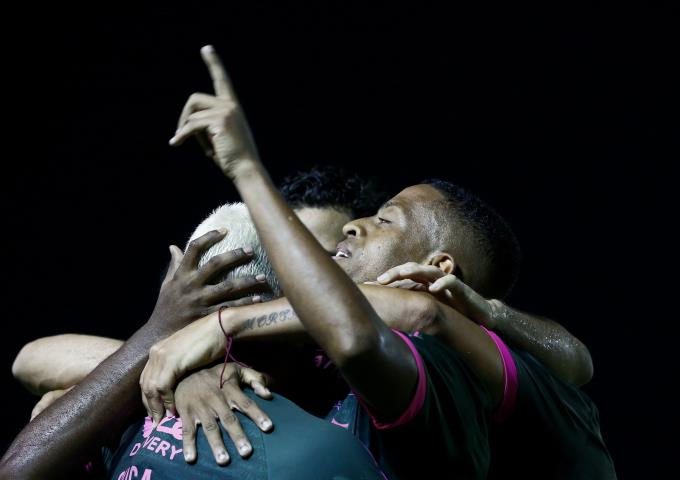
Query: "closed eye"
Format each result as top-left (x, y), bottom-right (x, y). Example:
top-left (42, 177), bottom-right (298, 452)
top-left (378, 217), bottom-right (391, 224)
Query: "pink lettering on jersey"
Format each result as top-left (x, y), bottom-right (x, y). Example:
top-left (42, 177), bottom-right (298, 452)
top-left (155, 440), bottom-right (171, 457)
top-left (142, 436), bottom-right (155, 449)
top-left (146, 437), bottom-right (160, 451)
top-left (331, 418), bottom-right (350, 429)
top-left (117, 465), bottom-right (138, 479)
top-left (169, 444), bottom-right (183, 461)
top-left (157, 416), bottom-right (183, 440)
top-left (129, 443), bottom-right (141, 456)
top-left (142, 417), bottom-right (154, 439)
top-left (141, 469), bottom-right (153, 480)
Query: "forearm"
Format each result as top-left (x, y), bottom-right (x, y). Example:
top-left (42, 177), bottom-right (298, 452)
top-left (225, 285), bottom-right (436, 343)
top-left (13, 335), bottom-right (123, 395)
top-left (224, 288), bottom-right (505, 404)
top-left (491, 301), bottom-right (594, 385)
top-left (0, 323), bottom-right (172, 479)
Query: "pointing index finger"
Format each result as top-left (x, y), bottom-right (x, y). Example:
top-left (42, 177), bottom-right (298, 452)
top-left (200, 45), bottom-right (235, 100)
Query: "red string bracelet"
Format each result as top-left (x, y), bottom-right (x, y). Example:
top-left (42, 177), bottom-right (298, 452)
top-left (217, 305), bottom-right (249, 388)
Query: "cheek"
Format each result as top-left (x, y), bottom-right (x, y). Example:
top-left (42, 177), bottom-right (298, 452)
top-left (361, 240), bottom-right (406, 275)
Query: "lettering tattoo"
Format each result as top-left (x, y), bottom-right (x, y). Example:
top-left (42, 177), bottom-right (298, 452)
top-left (241, 308), bottom-right (296, 332)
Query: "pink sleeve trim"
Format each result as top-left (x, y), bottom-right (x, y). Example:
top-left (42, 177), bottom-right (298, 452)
top-left (481, 327), bottom-right (518, 422)
top-left (355, 330), bottom-right (428, 430)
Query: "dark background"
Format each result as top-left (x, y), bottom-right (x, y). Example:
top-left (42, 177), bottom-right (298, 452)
top-left (2, 2), bottom-right (677, 477)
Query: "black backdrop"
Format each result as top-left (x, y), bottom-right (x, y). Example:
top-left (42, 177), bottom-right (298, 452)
top-left (2, 2), bottom-right (677, 478)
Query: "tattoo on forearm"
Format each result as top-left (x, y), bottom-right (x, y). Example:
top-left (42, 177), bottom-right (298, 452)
top-left (241, 308), bottom-right (297, 331)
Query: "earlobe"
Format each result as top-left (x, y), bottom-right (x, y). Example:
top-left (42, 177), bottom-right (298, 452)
top-left (428, 252), bottom-right (455, 275)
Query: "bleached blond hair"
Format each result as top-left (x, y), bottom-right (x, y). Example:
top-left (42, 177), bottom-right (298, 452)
top-left (187, 202), bottom-right (281, 300)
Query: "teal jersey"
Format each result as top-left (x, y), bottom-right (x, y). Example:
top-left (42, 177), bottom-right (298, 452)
top-left (488, 350), bottom-right (617, 479)
top-left (325, 331), bottom-right (496, 480)
top-left (103, 390), bottom-right (386, 480)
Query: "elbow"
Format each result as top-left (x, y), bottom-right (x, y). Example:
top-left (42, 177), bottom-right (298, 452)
top-left (569, 344), bottom-right (594, 387)
top-left (575, 348), bottom-right (595, 387)
top-left (12, 341), bottom-right (35, 385)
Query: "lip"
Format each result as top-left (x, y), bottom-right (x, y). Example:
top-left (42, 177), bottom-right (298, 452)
top-left (333, 242), bottom-right (352, 259)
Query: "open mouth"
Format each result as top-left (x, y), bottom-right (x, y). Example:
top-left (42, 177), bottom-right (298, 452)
top-left (333, 243), bottom-right (352, 259)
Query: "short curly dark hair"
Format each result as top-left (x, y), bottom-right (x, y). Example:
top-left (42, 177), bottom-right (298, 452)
top-left (280, 165), bottom-right (387, 219)
top-left (422, 178), bottom-right (521, 299)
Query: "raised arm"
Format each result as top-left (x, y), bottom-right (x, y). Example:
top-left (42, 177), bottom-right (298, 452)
top-left (163, 45), bottom-right (419, 420)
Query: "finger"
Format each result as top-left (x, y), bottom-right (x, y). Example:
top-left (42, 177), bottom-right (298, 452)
top-left (200, 416), bottom-right (231, 464)
top-left (383, 279), bottom-right (429, 291)
top-left (141, 388), bottom-right (152, 420)
top-left (216, 401), bottom-right (252, 457)
top-left (175, 92), bottom-right (221, 157)
top-left (182, 229), bottom-right (229, 273)
top-left (170, 116), bottom-right (218, 146)
top-left (376, 263), bottom-right (445, 285)
top-left (201, 295), bottom-right (264, 316)
top-left (220, 295), bottom-right (262, 309)
top-left (140, 366), bottom-right (161, 424)
top-left (201, 45), bottom-right (236, 100)
top-left (195, 247), bottom-right (254, 284)
top-left (203, 275), bottom-right (268, 304)
top-left (239, 367), bottom-right (273, 401)
top-left (142, 370), bottom-right (175, 426)
top-left (181, 415), bottom-right (198, 463)
top-left (176, 92), bottom-right (220, 131)
top-left (430, 275), bottom-right (491, 324)
top-left (161, 245), bottom-right (185, 286)
top-left (229, 388), bottom-right (273, 434)
top-left (160, 389), bottom-right (177, 420)
top-left (143, 387), bottom-right (165, 428)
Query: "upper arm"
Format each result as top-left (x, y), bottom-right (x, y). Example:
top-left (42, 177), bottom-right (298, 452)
top-left (336, 319), bottom-right (421, 422)
top-left (13, 334), bottom-right (123, 395)
top-left (430, 302), bottom-right (507, 406)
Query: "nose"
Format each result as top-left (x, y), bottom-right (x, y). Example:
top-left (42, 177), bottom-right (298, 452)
top-left (343, 218), bottom-right (367, 238)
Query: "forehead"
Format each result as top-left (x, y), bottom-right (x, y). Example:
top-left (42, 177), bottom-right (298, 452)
top-left (384, 184), bottom-right (446, 214)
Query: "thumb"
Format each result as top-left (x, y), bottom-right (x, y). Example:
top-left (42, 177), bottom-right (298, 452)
top-left (241, 367), bottom-right (272, 399)
top-left (162, 245), bottom-right (184, 284)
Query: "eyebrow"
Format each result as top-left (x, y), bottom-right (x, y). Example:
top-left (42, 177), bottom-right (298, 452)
top-left (378, 200), bottom-right (404, 211)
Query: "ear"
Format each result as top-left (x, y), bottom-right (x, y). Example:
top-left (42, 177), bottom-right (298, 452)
top-left (427, 252), bottom-right (456, 275)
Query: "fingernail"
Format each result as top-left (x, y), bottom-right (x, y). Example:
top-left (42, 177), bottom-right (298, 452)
top-left (169, 137), bottom-right (176, 145)
top-left (252, 295), bottom-right (262, 303)
top-left (239, 442), bottom-right (251, 454)
top-left (217, 451), bottom-right (228, 463)
top-left (184, 451), bottom-right (195, 462)
top-left (256, 274), bottom-right (266, 282)
top-left (243, 246), bottom-right (253, 255)
top-left (218, 228), bottom-right (228, 235)
top-left (377, 274), bottom-right (389, 283)
top-left (165, 409), bottom-right (174, 418)
top-left (260, 419), bottom-right (272, 430)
